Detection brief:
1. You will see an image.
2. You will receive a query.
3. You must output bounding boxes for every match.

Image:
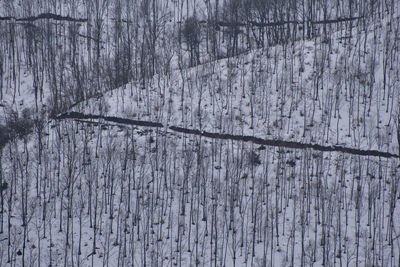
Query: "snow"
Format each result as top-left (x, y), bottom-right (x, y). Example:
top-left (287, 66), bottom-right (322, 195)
top-left (0, 2), bottom-right (399, 267)
top-left (73, 18), bottom-right (399, 155)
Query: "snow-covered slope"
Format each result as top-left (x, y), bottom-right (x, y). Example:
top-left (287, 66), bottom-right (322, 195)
top-left (0, 3), bottom-right (399, 267)
top-left (72, 16), bottom-right (400, 155)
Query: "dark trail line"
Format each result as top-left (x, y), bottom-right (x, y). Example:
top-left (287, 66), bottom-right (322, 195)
top-left (193, 16), bottom-right (363, 28)
top-left (0, 13), bottom-right (87, 22)
top-left (57, 112), bottom-right (163, 128)
top-left (57, 112), bottom-right (399, 159)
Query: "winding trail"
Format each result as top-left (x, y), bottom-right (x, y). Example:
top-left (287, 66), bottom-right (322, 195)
top-left (57, 111), bottom-right (399, 159)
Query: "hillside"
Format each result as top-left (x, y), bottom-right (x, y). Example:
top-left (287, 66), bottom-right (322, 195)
top-left (72, 20), bottom-right (400, 154)
top-left (0, 1), bottom-right (400, 267)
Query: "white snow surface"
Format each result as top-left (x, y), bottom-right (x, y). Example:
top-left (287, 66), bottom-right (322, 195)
top-left (0, 5), bottom-right (399, 267)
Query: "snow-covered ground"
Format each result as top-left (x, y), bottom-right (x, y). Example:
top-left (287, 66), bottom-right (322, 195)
top-left (1, 117), bottom-right (399, 266)
top-left (72, 15), bottom-right (400, 155)
top-left (0, 2), bottom-right (399, 267)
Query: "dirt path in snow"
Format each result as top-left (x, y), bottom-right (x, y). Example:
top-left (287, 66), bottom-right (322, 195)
top-left (57, 111), bottom-right (399, 159)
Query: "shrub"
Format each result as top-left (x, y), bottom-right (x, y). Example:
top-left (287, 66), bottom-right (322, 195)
top-left (247, 150), bottom-right (261, 166)
top-left (5, 108), bottom-right (34, 140)
top-left (183, 17), bottom-right (201, 48)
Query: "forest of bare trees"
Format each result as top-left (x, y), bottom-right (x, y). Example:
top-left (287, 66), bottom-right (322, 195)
top-left (0, 0), bottom-right (399, 266)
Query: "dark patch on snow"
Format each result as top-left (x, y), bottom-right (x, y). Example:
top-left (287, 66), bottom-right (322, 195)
top-left (58, 112), bottom-right (399, 159)
top-left (57, 112), bottom-right (163, 128)
top-left (171, 127), bottom-right (397, 159)
top-left (0, 13), bottom-right (87, 23)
